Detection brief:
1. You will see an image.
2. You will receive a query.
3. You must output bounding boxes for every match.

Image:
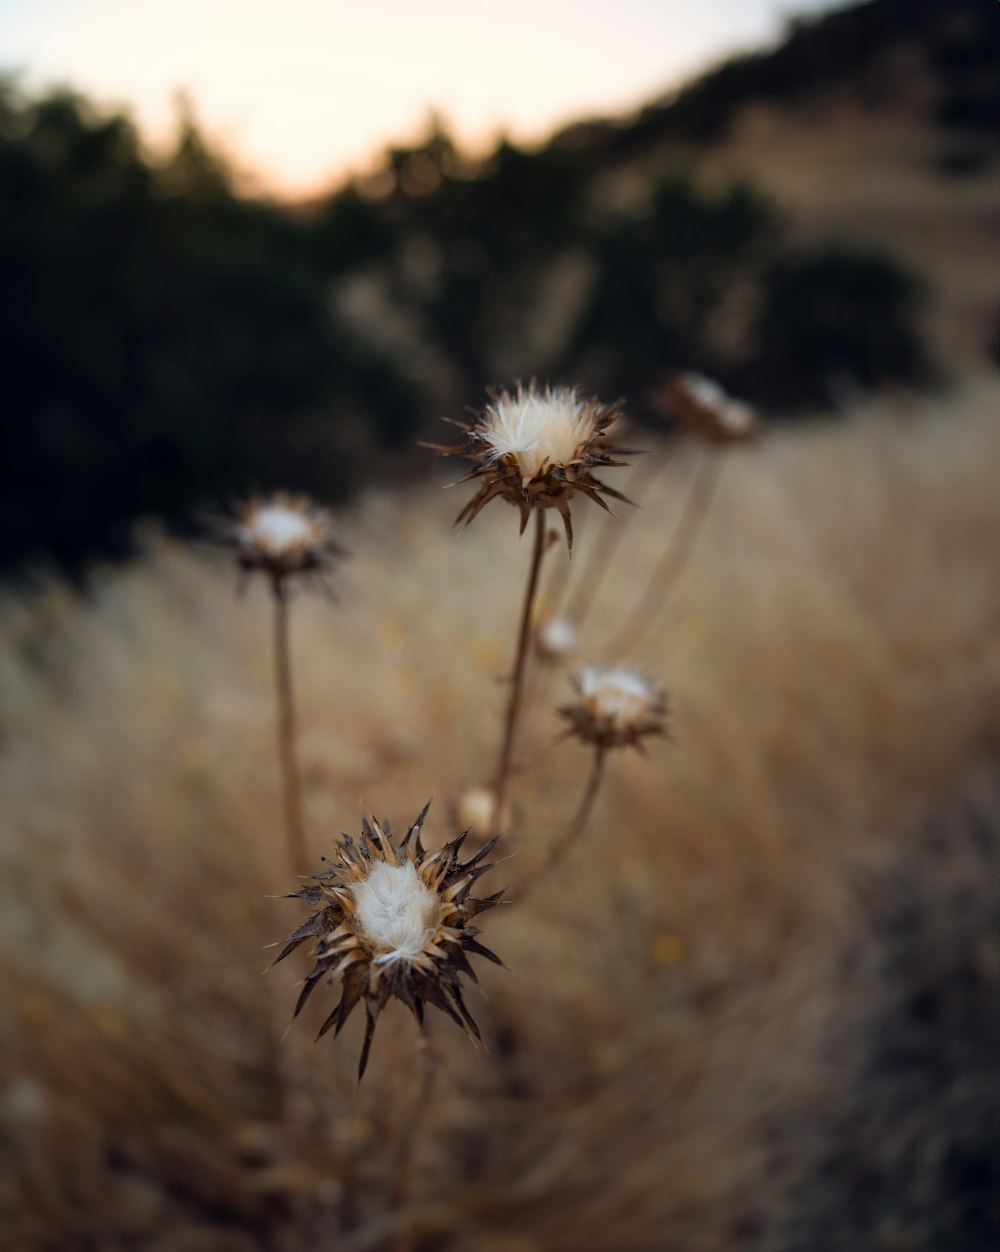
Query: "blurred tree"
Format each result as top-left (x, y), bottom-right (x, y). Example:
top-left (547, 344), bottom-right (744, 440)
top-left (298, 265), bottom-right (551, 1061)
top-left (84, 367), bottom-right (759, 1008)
top-left (745, 248), bottom-right (930, 410)
top-left (10, 0), bottom-right (980, 579)
top-left (0, 83), bottom-right (423, 575)
top-left (388, 130), bottom-right (593, 395)
top-left (559, 178), bottom-right (776, 408)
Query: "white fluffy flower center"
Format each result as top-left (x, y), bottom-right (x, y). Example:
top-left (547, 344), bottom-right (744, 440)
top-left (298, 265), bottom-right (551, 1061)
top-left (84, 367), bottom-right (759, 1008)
top-left (353, 860), bottom-right (440, 961)
top-left (247, 506), bottom-right (313, 553)
top-left (579, 665), bottom-right (655, 726)
top-left (480, 387), bottom-right (595, 481)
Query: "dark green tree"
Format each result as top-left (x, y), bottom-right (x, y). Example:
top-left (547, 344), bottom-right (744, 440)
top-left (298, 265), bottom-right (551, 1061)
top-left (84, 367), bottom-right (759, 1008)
top-left (746, 248), bottom-right (930, 409)
top-left (0, 84), bottom-right (423, 575)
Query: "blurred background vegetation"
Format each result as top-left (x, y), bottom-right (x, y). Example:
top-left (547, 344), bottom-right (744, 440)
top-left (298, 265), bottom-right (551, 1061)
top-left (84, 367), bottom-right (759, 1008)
top-left (1, 5), bottom-right (998, 1247)
top-left (1, 0), bottom-right (997, 575)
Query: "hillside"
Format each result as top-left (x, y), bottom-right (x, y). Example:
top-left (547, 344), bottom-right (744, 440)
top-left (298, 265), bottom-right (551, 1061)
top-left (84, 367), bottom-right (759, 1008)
top-left (560, 0), bottom-right (999, 369)
top-left (555, 0), bottom-right (998, 156)
top-left (312, 0), bottom-right (998, 407)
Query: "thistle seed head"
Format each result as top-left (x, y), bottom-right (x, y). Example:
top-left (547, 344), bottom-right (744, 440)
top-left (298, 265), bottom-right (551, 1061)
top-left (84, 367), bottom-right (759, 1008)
top-left (214, 492), bottom-right (346, 582)
top-left (559, 664), bottom-right (667, 752)
top-left (452, 784), bottom-right (513, 837)
top-left (477, 385), bottom-right (600, 482)
top-left (430, 381), bottom-right (634, 550)
top-left (534, 614), bottom-right (579, 665)
top-left (352, 860), bottom-right (441, 962)
top-left (274, 802), bottom-right (504, 1079)
top-left (666, 373), bottom-right (757, 445)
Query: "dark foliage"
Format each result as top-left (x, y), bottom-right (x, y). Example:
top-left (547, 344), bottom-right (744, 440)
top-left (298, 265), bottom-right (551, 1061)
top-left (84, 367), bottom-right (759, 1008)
top-left (559, 179), bottom-right (776, 405)
top-left (0, 86), bottom-right (423, 576)
top-left (7, 0), bottom-right (993, 574)
top-left (743, 248), bottom-right (931, 410)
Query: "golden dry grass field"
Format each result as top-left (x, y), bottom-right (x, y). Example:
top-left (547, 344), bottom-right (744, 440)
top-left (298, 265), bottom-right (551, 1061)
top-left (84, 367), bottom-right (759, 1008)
top-left (1, 376), bottom-right (999, 1251)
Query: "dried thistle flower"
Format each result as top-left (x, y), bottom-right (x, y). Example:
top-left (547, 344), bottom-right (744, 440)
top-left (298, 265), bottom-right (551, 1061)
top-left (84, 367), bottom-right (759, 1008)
top-left (274, 803), bottom-right (505, 1079)
top-left (216, 492), bottom-right (346, 583)
top-left (432, 382), bottom-right (632, 550)
top-left (666, 372), bottom-right (757, 445)
top-left (559, 664), bottom-right (668, 752)
top-left (534, 614), bottom-right (579, 665)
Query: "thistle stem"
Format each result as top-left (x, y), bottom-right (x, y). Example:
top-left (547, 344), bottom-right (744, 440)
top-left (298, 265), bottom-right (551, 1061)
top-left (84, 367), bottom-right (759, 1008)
top-left (389, 1026), bottom-right (436, 1214)
top-left (493, 510), bottom-right (549, 829)
top-left (272, 575), bottom-right (307, 875)
top-left (519, 748), bottom-right (606, 902)
top-left (539, 529), bottom-right (575, 618)
top-left (564, 437), bottom-right (677, 629)
top-left (604, 448), bottom-right (722, 658)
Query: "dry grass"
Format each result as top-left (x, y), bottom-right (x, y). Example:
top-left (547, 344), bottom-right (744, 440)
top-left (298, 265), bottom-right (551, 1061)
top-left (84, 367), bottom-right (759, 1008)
top-left (697, 100), bottom-right (1000, 367)
top-left (1, 377), bottom-right (999, 1251)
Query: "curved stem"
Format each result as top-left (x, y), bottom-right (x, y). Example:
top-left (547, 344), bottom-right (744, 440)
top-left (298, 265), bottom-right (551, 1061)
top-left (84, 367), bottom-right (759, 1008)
top-left (493, 510), bottom-right (549, 829)
top-left (564, 438), bottom-right (677, 629)
top-left (272, 575), bottom-right (307, 875)
top-left (517, 748), bottom-right (606, 903)
top-left (604, 448), bottom-right (723, 659)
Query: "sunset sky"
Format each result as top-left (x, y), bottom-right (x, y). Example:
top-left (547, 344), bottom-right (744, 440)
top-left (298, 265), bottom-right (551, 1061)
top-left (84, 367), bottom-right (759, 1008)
top-left (1, 0), bottom-right (836, 196)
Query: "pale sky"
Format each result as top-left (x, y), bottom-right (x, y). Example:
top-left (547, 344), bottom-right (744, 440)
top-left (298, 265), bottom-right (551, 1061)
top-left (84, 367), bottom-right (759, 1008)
top-left (0, 0), bottom-right (836, 196)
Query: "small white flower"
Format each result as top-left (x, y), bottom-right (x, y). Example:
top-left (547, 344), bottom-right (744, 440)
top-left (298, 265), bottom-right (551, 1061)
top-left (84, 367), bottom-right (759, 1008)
top-left (452, 784), bottom-right (512, 836)
top-left (534, 615), bottom-right (579, 664)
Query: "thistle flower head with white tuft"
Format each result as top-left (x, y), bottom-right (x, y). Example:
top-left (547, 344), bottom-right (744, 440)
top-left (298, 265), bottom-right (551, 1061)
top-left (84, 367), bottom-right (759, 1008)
top-left (273, 802), bottom-right (505, 1079)
top-left (477, 386), bottom-right (601, 482)
top-left (666, 372), bottom-right (757, 445)
top-left (214, 492), bottom-right (346, 583)
top-left (429, 382), bottom-right (633, 550)
top-left (559, 664), bottom-right (668, 752)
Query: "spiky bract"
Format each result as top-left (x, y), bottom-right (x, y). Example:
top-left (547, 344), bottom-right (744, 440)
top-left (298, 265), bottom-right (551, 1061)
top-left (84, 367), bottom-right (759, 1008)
top-left (215, 492), bottom-right (345, 582)
top-left (274, 802), bottom-right (504, 1079)
top-left (559, 664), bottom-right (668, 752)
top-left (666, 373), bottom-right (757, 445)
top-left (430, 382), bottom-right (633, 550)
